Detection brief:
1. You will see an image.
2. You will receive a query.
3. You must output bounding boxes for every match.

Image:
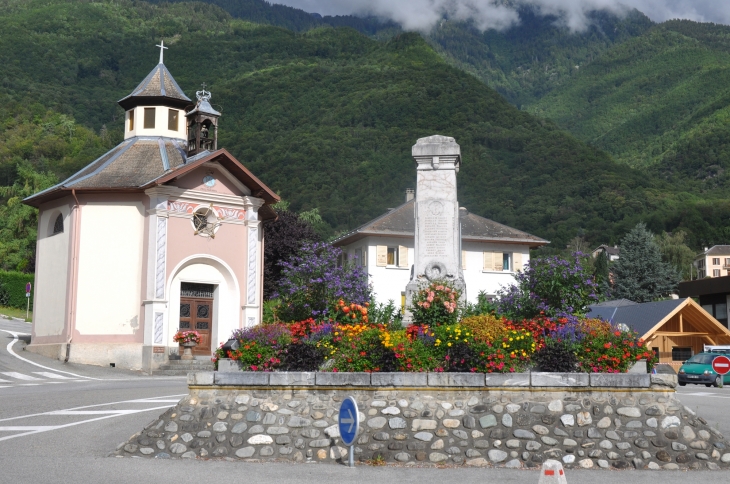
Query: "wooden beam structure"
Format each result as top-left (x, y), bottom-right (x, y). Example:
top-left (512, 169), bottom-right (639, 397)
top-left (652, 331), bottom-right (709, 337)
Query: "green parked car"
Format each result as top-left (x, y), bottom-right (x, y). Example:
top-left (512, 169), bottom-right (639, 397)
top-left (678, 352), bottom-right (730, 387)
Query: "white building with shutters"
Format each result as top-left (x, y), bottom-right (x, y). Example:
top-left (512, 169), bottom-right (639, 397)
top-left (332, 194), bottom-right (548, 308)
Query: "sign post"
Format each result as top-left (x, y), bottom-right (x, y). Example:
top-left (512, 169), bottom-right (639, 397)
top-left (712, 355), bottom-right (730, 387)
top-left (25, 282), bottom-right (31, 321)
top-left (338, 396), bottom-right (359, 468)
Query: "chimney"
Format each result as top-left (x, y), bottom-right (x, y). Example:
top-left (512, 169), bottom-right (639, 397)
top-left (405, 188), bottom-right (415, 202)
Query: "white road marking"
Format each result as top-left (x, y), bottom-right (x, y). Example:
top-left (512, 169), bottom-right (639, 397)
top-left (0, 394), bottom-right (187, 423)
top-left (0, 378), bottom-right (11, 383)
top-left (33, 372), bottom-right (74, 379)
top-left (1, 372), bottom-right (43, 381)
top-left (48, 410), bottom-right (141, 416)
top-left (1, 330), bottom-right (100, 380)
top-left (0, 405), bottom-right (175, 442)
top-left (123, 399), bottom-right (182, 403)
top-left (0, 426), bottom-right (57, 432)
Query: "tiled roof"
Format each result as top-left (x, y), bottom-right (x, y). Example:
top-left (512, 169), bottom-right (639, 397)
top-left (587, 299), bottom-right (685, 336)
top-left (24, 142), bottom-right (280, 220)
top-left (118, 63), bottom-right (191, 110)
top-left (187, 98), bottom-right (221, 117)
top-left (590, 299), bottom-right (638, 308)
top-left (701, 245), bottom-right (730, 257)
top-left (26, 138), bottom-right (186, 202)
top-left (332, 199), bottom-right (548, 246)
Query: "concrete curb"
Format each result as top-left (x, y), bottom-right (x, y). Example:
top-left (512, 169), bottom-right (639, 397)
top-left (193, 367), bottom-right (675, 389)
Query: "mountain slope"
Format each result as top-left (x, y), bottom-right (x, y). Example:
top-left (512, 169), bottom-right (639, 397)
top-left (0, 0), bottom-right (728, 251)
top-left (168, 0), bottom-right (653, 108)
top-left (526, 21), bottom-right (730, 177)
top-left (426, 8), bottom-right (653, 107)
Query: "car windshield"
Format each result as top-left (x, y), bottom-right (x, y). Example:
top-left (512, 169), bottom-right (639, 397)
top-left (686, 354), bottom-right (715, 364)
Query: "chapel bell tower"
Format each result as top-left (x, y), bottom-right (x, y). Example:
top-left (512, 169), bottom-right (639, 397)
top-left (186, 86), bottom-right (221, 157)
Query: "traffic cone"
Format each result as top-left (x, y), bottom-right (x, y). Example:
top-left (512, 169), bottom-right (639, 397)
top-left (538, 459), bottom-right (567, 484)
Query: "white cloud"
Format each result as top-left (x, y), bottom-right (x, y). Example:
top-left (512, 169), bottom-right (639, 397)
top-left (273, 0), bottom-right (730, 32)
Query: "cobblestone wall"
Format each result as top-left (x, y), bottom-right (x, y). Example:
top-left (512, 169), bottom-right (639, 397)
top-left (115, 371), bottom-right (728, 470)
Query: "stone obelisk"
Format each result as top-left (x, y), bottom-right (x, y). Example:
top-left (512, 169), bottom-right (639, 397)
top-left (405, 135), bottom-right (465, 322)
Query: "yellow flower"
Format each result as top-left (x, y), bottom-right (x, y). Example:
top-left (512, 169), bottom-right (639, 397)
top-left (509, 338), bottom-right (513, 341)
top-left (447, 342), bottom-right (452, 347)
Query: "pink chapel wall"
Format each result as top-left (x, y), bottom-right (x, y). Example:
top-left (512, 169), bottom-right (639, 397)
top-left (175, 166), bottom-right (246, 197)
top-left (166, 213), bottom-right (249, 329)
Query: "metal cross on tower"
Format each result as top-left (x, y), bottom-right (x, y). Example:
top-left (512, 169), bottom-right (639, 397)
top-left (156, 40), bottom-right (168, 64)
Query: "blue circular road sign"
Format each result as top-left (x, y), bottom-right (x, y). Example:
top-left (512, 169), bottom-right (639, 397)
top-left (338, 396), bottom-right (359, 446)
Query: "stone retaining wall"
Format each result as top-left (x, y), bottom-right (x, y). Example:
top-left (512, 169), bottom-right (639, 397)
top-left (116, 371), bottom-right (729, 470)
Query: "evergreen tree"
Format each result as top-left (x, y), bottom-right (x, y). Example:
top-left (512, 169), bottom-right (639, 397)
top-left (612, 223), bottom-right (680, 302)
top-left (593, 250), bottom-right (611, 299)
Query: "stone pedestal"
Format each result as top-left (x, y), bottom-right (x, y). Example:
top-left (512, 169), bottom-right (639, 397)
top-left (405, 135), bottom-right (465, 323)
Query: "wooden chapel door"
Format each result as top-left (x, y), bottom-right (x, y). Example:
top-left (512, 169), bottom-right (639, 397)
top-left (179, 283), bottom-right (214, 356)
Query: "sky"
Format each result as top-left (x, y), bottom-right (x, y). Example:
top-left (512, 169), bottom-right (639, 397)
top-left (272, 0), bottom-right (730, 32)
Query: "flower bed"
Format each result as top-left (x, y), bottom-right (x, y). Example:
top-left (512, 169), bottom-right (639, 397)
top-left (215, 306), bottom-right (655, 374)
top-left (220, 253), bottom-right (657, 374)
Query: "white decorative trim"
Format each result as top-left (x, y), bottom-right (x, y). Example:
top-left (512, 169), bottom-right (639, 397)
top-left (215, 206), bottom-right (245, 221)
top-left (247, 225), bottom-right (258, 304)
top-left (154, 217), bottom-right (167, 299)
top-left (168, 201), bottom-right (194, 214)
top-left (147, 186), bottom-right (249, 208)
top-left (247, 316), bottom-right (256, 327)
top-left (154, 312), bottom-right (164, 344)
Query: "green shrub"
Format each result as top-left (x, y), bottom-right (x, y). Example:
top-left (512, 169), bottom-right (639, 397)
top-left (0, 271), bottom-right (33, 310)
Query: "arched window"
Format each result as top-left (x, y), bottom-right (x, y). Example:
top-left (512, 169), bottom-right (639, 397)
top-left (52, 214), bottom-right (64, 235)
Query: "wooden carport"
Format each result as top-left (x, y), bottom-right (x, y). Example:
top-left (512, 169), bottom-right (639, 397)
top-left (588, 298), bottom-right (730, 370)
top-left (641, 298), bottom-right (730, 369)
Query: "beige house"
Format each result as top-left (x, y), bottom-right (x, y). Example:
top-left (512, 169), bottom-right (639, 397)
top-left (694, 245), bottom-right (730, 279)
top-left (333, 192), bottom-right (548, 308)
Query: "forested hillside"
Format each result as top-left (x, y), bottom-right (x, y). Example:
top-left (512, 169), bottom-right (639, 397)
top-left (1, 0), bottom-right (729, 273)
top-left (527, 21), bottom-right (730, 178)
top-left (166, 0), bottom-right (653, 108)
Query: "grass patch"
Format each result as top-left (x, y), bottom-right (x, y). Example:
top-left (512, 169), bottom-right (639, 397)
top-left (0, 305), bottom-right (32, 322)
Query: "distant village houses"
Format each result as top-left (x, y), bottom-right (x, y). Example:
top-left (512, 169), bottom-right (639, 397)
top-left (591, 244), bottom-right (620, 261)
top-left (694, 245), bottom-right (730, 279)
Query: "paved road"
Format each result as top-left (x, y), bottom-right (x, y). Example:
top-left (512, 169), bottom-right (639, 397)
top-left (1, 317), bottom-right (729, 483)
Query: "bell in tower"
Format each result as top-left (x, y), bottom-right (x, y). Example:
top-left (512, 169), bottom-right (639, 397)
top-left (186, 85), bottom-right (221, 157)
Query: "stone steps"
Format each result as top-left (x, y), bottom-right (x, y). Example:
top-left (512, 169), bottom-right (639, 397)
top-left (152, 358), bottom-right (215, 376)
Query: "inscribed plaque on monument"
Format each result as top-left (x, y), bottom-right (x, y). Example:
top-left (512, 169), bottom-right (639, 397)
top-left (423, 200), bottom-right (453, 258)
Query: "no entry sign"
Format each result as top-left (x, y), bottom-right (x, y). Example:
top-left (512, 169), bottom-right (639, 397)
top-left (712, 355), bottom-right (730, 375)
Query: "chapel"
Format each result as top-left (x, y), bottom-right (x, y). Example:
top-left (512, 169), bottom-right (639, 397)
top-left (24, 43), bottom-right (279, 371)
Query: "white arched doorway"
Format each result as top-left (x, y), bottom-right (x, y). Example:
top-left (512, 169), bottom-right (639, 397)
top-left (166, 255), bottom-right (240, 356)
